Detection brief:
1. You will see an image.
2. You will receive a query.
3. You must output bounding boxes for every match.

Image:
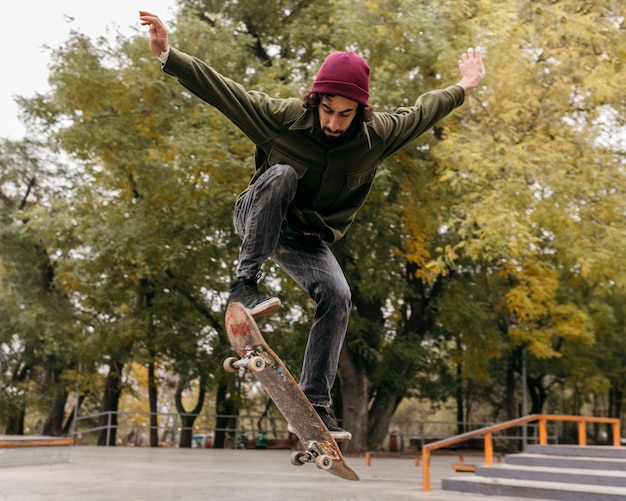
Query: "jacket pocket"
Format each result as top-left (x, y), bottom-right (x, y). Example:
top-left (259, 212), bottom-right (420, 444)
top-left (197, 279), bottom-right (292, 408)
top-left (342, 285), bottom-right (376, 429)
top-left (267, 148), bottom-right (309, 178)
top-left (346, 167), bottom-right (376, 189)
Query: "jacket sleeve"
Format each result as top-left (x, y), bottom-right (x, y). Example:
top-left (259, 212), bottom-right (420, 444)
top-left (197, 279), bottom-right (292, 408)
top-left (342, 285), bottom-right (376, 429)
top-left (162, 47), bottom-right (296, 145)
top-left (373, 85), bottom-right (465, 159)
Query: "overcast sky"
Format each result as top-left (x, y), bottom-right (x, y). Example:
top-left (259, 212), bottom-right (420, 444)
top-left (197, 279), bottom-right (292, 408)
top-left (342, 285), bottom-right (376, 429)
top-left (2, 1), bottom-right (178, 139)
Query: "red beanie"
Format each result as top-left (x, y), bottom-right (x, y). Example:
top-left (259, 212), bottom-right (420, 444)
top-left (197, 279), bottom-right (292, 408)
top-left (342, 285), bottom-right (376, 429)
top-left (310, 51), bottom-right (370, 107)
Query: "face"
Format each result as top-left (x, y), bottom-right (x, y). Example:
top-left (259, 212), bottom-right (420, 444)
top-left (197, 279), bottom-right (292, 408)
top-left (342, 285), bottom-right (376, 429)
top-left (318, 95), bottom-right (359, 138)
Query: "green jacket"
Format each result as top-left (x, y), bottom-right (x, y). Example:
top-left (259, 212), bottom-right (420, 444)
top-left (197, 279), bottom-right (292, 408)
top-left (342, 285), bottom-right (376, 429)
top-left (163, 48), bottom-right (465, 242)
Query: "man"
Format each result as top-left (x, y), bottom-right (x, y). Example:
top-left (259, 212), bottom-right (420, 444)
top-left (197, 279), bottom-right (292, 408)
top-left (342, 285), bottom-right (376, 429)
top-left (140, 11), bottom-right (485, 440)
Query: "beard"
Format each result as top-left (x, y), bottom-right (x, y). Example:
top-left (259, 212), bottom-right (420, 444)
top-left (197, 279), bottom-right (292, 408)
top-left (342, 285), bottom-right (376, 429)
top-left (319, 131), bottom-right (347, 147)
top-left (322, 126), bottom-right (346, 138)
top-left (318, 123), bottom-right (358, 147)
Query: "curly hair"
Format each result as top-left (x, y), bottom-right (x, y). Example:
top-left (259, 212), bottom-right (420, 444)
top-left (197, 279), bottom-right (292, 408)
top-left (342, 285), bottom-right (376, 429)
top-left (301, 90), bottom-right (374, 123)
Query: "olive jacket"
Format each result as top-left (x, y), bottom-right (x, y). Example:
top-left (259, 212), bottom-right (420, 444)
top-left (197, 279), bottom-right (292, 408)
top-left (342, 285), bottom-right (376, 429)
top-left (163, 47), bottom-right (465, 242)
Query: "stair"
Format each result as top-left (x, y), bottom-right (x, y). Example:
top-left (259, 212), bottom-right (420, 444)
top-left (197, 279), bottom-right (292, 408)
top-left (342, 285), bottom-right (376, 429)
top-left (0, 435), bottom-right (73, 467)
top-left (442, 444), bottom-right (626, 500)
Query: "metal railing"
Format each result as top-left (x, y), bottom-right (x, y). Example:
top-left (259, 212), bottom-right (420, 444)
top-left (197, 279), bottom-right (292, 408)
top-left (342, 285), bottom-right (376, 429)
top-left (72, 411), bottom-right (550, 450)
top-left (421, 414), bottom-right (622, 492)
top-left (384, 419), bottom-right (554, 451)
top-left (71, 410), bottom-right (292, 447)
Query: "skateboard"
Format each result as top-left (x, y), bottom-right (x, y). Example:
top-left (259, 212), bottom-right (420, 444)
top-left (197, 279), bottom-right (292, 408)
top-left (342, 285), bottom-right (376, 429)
top-left (224, 301), bottom-right (359, 481)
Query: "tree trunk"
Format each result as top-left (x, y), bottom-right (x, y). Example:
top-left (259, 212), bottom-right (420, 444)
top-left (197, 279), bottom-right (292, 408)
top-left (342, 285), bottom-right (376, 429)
top-left (338, 347), bottom-right (369, 454)
top-left (178, 413), bottom-right (196, 448)
top-left (213, 380), bottom-right (237, 449)
top-left (148, 360), bottom-right (159, 447)
top-left (97, 360), bottom-right (123, 446)
top-left (504, 350), bottom-right (518, 420)
top-left (608, 382), bottom-right (623, 418)
top-left (455, 361), bottom-right (465, 434)
top-left (526, 374), bottom-right (547, 414)
top-left (368, 393), bottom-right (401, 451)
top-left (4, 364), bottom-right (29, 435)
top-left (608, 382), bottom-right (623, 444)
top-left (4, 406), bottom-right (26, 435)
top-left (176, 375), bottom-right (206, 448)
top-left (338, 254), bottom-right (390, 451)
top-left (42, 390), bottom-right (69, 436)
top-left (62, 393), bottom-right (87, 435)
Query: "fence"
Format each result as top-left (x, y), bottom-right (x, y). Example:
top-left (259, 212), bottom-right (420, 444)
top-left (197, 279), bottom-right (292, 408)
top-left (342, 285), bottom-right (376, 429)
top-left (386, 419), bottom-right (565, 452)
top-left (71, 411), bottom-right (291, 448)
top-left (72, 411), bottom-right (571, 450)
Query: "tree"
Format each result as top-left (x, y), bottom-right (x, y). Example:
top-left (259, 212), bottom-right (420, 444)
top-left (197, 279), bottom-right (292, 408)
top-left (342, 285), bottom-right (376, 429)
top-left (2, 0), bottom-right (624, 451)
top-left (8, 5), bottom-right (318, 441)
top-left (0, 138), bottom-right (87, 435)
top-left (431, 0), bottom-right (626, 422)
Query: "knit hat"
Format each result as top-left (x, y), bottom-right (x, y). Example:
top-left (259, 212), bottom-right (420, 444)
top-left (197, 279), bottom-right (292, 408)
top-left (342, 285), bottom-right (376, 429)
top-left (310, 51), bottom-right (370, 107)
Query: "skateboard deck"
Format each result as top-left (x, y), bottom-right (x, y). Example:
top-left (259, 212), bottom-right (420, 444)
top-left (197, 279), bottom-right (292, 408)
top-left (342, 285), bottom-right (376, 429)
top-left (224, 302), bottom-right (359, 481)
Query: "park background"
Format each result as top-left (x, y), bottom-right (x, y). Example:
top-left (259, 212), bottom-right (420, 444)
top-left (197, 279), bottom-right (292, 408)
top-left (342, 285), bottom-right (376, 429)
top-left (1, 0), bottom-right (625, 456)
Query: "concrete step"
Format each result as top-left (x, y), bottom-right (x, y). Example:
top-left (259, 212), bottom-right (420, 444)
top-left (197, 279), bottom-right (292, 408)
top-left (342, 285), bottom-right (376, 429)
top-left (0, 435), bottom-right (72, 467)
top-left (442, 475), bottom-right (626, 501)
top-left (527, 444), bottom-right (626, 459)
top-left (506, 452), bottom-right (626, 471)
top-left (443, 445), bottom-right (626, 499)
top-left (475, 463), bottom-right (626, 488)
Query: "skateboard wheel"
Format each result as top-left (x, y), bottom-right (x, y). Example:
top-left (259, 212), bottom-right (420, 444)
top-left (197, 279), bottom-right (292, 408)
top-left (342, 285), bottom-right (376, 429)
top-left (315, 454), bottom-right (332, 470)
top-left (223, 357), bottom-right (239, 373)
top-left (248, 356), bottom-right (266, 372)
top-left (290, 451), bottom-right (306, 467)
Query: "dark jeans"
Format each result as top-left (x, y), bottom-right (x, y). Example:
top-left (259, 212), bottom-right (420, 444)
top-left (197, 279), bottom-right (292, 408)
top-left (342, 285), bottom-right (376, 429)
top-left (233, 164), bottom-right (351, 407)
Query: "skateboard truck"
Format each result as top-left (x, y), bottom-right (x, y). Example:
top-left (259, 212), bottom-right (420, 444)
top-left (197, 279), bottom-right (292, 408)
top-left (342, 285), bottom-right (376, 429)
top-left (223, 353), bottom-right (266, 373)
top-left (289, 441), bottom-right (333, 471)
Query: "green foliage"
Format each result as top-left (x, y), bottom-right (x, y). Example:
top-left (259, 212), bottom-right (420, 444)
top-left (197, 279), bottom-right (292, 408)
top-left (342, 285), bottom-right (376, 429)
top-left (1, 0), bottom-right (625, 439)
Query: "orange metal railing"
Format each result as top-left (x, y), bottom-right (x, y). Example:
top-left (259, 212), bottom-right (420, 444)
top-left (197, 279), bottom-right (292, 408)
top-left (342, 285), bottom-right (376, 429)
top-left (421, 414), bottom-right (621, 492)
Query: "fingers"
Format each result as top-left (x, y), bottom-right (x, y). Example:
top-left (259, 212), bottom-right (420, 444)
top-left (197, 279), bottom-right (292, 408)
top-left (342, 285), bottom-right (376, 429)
top-left (139, 11), bottom-right (162, 27)
top-left (458, 46), bottom-right (483, 72)
top-left (139, 11), bottom-right (169, 56)
top-left (138, 11), bottom-right (168, 38)
top-left (460, 46), bottom-right (481, 61)
top-left (456, 46), bottom-right (485, 90)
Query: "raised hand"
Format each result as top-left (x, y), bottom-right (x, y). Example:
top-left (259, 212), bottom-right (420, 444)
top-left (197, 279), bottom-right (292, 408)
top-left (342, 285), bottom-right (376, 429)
top-left (139, 11), bottom-right (169, 57)
top-left (457, 47), bottom-right (486, 92)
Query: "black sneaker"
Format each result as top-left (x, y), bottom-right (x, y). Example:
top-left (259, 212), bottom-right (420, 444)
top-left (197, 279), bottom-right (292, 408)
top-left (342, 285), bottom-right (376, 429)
top-left (229, 276), bottom-right (281, 319)
top-left (315, 407), bottom-right (352, 441)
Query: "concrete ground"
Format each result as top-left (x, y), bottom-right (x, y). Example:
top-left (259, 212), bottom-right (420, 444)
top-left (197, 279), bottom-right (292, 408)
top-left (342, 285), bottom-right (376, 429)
top-left (0, 446), bottom-right (549, 501)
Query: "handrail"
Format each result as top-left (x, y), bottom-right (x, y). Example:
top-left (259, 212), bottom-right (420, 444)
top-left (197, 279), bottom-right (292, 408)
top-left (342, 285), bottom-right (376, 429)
top-left (421, 414), bottom-right (621, 492)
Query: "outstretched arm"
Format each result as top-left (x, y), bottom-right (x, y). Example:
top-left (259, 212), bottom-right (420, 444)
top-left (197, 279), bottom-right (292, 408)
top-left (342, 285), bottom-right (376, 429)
top-left (139, 11), bottom-right (169, 57)
top-left (456, 47), bottom-right (485, 92)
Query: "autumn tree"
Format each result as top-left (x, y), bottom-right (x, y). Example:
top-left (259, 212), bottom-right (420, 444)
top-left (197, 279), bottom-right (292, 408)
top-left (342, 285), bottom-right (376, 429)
top-left (2, 0), bottom-right (625, 453)
top-left (430, 0), bottom-right (626, 423)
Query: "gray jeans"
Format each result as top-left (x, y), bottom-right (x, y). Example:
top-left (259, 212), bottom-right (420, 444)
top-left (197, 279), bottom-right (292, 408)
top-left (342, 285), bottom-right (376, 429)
top-left (233, 164), bottom-right (351, 407)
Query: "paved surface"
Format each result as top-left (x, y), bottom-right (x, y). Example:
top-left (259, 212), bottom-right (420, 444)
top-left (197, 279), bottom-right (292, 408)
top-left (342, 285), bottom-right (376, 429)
top-left (0, 446), bottom-right (548, 500)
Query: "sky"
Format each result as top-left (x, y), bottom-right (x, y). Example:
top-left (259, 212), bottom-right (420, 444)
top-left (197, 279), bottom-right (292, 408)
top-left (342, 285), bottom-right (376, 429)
top-left (2, 1), bottom-right (178, 140)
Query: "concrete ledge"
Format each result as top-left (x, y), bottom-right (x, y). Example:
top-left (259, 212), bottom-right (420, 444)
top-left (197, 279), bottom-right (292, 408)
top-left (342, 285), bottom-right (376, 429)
top-left (0, 436), bottom-right (73, 467)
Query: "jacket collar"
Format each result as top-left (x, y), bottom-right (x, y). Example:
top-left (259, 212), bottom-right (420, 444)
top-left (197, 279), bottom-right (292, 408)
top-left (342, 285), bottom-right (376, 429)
top-left (290, 109), bottom-right (373, 150)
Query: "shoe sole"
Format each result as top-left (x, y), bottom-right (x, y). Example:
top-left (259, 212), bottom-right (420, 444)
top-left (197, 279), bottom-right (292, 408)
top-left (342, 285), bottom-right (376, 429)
top-left (330, 431), bottom-right (352, 442)
top-left (250, 297), bottom-right (281, 319)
